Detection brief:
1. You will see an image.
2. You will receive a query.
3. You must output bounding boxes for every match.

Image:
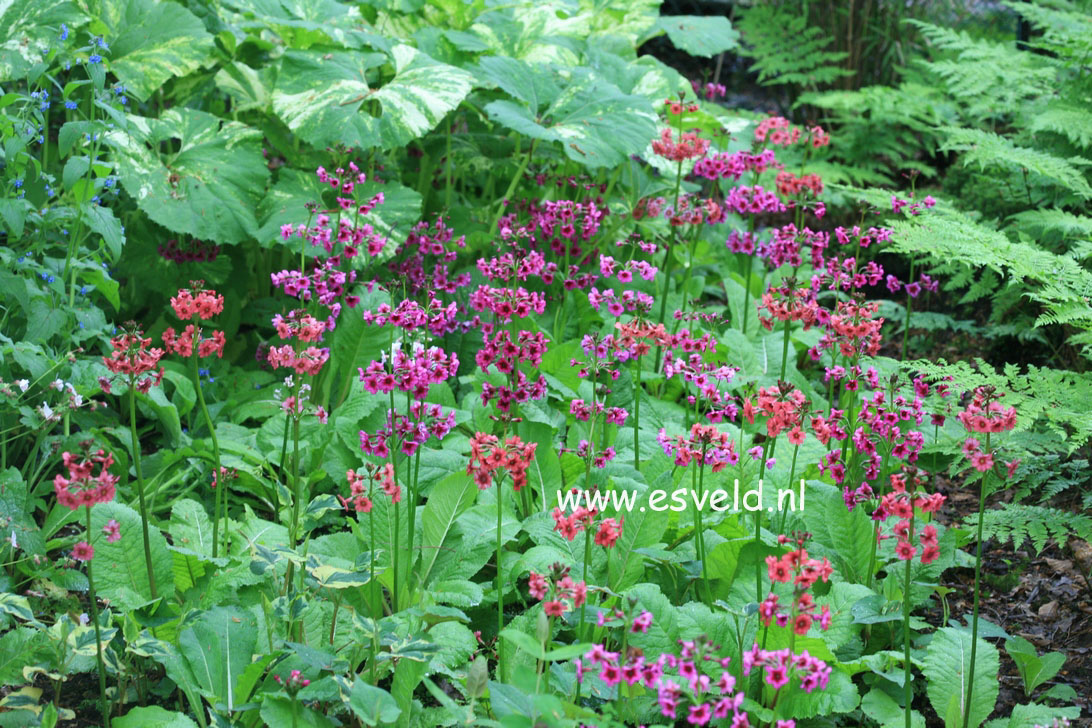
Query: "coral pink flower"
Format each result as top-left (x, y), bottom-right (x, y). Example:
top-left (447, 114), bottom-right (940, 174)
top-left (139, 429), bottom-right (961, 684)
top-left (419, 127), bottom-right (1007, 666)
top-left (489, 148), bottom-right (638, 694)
top-left (72, 541), bottom-right (94, 561)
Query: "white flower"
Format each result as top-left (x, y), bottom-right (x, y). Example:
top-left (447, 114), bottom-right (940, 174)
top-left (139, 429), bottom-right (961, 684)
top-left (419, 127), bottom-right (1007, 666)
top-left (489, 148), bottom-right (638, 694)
top-left (38, 403), bottom-right (54, 420)
top-left (70, 393), bottom-right (84, 407)
top-left (50, 379), bottom-right (64, 391)
top-left (79, 613), bottom-right (89, 625)
top-left (14, 379), bottom-right (28, 392)
top-left (8, 531), bottom-right (16, 550)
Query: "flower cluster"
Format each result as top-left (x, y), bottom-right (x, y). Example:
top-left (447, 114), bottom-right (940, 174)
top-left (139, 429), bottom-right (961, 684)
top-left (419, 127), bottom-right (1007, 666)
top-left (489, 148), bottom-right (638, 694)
top-left (466, 433), bottom-right (537, 490)
top-left (761, 533), bottom-right (834, 635)
top-left (958, 386), bottom-right (1018, 434)
top-left (656, 423), bottom-right (739, 472)
top-left (876, 470), bottom-right (945, 564)
top-left (341, 462), bottom-right (398, 511)
top-left (163, 283), bottom-right (226, 359)
top-left (359, 345), bottom-right (459, 399)
top-left (742, 643), bottom-right (832, 693)
top-left (652, 127), bottom-right (710, 162)
top-left (550, 497), bottom-right (623, 548)
top-left (54, 448), bottom-right (118, 512)
top-left (100, 326), bottom-right (164, 394)
top-left (528, 561), bottom-right (587, 617)
top-left (359, 402), bottom-right (455, 458)
top-left (157, 238), bottom-right (220, 263)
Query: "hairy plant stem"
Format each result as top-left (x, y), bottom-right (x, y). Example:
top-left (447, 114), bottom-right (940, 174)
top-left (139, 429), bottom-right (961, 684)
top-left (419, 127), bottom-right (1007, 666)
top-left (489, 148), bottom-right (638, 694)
top-left (190, 341), bottom-right (224, 558)
top-left (963, 432), bottom-right (990, 728)
top-left (86, 507), bottom-right (111, 728)
top-left (128, 386), bottom-right (157, 599)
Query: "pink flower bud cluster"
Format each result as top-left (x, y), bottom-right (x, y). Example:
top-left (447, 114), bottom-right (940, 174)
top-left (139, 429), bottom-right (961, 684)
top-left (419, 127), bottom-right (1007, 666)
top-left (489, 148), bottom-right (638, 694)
top-left (101, 328), bottom-right (164, 395)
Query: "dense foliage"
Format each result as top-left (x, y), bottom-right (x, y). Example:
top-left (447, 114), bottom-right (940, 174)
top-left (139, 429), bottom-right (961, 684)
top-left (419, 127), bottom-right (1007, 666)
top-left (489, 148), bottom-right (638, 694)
top-left (0, 0), bottom-right (1087, 727)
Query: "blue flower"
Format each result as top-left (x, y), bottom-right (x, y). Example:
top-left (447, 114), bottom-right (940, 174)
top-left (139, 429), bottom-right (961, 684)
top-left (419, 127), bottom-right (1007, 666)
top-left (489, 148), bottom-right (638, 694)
top-left (60, 23), bottom-right (68, 41)
top-left (96, 37), bottom-right (109, 50)
top-left (13, 179), bottom-right (22, 189)
top-left (80, 285), bottom-right (90, 295)
top-left (118, 96), bottom-right (127, 105)
top-left (88, 53), bottom-right (102, 64)
top-left (65, 101), bottom-right (78, 110)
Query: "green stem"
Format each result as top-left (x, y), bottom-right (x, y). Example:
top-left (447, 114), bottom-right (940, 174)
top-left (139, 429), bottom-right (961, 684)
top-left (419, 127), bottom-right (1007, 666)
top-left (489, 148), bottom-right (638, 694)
top-left (777, 445), bottom-right (800, 536)
top-left (695, 454), bottom-right (711, 607)
top-left (490, 137), bottom-right (536, 233)
top-left (903, 511), bottom-right (915, 728)
top-left (389, 389), bottom-right (399, 614)
top-left (86, 507), bottom-right (110, 728)
top-left (902, 260), bottom-right (915, 361)
top-left (496, 476), bottom-right (505, 681)
top-left (963, 433), bottom-right (990, 728)
top-left (191, 345), bottom-right (223, 558)
top-left (128, 386), bottom-right (157, 599)
top-left (633, 356), bottom-right (641, 471)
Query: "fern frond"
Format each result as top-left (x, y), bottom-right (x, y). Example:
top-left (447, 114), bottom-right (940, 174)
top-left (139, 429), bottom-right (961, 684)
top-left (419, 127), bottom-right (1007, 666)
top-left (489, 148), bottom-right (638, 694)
top-left (970, 504), bottom-right (1092, 555)
top-left (910, 21), bottom-right (1055, 115)
top-left (939, 127), bottom-right (1092, 200)
top-left (736, 5), bottom-right (854, 87)
top-left (1010, 208), bottom-right (1092, 239)
top-left (1028, 102), bottom-right (1092, 149)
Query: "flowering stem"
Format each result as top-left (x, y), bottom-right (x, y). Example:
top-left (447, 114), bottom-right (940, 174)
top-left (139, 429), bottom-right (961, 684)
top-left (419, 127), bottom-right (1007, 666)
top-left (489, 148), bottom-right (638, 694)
top-left (778, 308), bottom-right (792, 383)
top-left (128, 386), bottom-right (157, 600)
top-left (495, 475), bottom-right (505, 681)
top-left (389, 389), bottom-right (400, 613)
top-left (85, 507), bottom-right (111, 728)
top-left (580, 524), bottom-right (592, 636)
top-left (963, 432), bottom-right (990, 728)
top-left (632, 355), bottom-right (641, 471)
top-left (653, 158), bottom-right (685, 375)
top-left (190, 346), bottom-right (224, 558)
top-left (777, 444), bottom-right (800, 536)
top-left (368, 507), bottom-right (378, 685)
top-left (284, 414), bottom-right (302, 603)
top-left (902, 260), bottom-right (915, 361)
top-left (695, 455), bottom-right (711, 607)
top-left (903, 510), bottom-right (915, 728)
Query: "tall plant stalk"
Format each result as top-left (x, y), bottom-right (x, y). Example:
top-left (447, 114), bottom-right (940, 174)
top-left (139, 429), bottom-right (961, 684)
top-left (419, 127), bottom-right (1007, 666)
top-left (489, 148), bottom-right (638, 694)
top-left (128, 386), bottom-right (157, 599)
top-left (963, 432), bottom-right (990, 728)
top-left (190, 345), bottom-right (223, 557)
top-left (85, 507), bottom-right (110, 728)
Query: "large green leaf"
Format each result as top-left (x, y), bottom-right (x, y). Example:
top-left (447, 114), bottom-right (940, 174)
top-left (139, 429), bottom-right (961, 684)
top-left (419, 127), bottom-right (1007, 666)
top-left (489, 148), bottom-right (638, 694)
top-left (0, 0), bottom-right (80, 81)
top-left (89, 501), bottom-right (174, 611)
top-left (418, 473), bottom-right (477, 587)
top-left (115, 706), bottom-right (199, 728)
top-left (656, 15), bottom-right (739, 58)
top-left (273, 44), bottom-right (473, 151)
top-left (924, 627), bottom-right (999, 728)
top-left (92, 0), bottom-right (214, 101)
top-left (108, 109), bottom-right (269, 244)
top-left (221, 0), bottom-right (385, 51)
top-left (483, 66), bottom-right (658, 169)
top-left (178, 606), bottom-right (258, 713)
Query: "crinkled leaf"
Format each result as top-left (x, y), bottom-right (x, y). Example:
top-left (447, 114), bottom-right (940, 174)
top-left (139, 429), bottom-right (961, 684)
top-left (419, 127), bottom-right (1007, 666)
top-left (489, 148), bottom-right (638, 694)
top-left (274, 45), bottom-right (473, 151)
top-left (108, 109), bottom-right (269, 244)
top-left (484, 67), bottom-right (657, 169)
top-left (419, 472), bottom-right (477, 587)
top-left (0, 0), bottom-right (80, 81)
top-left (93, 0), bottom-right (214, 101)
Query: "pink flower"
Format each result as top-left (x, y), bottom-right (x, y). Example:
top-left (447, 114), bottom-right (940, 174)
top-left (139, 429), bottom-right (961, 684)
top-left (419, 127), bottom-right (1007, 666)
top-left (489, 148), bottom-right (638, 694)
top-left (687, 702), bottom-right (712, 726)
top-left (102, 519), bottom-right (121, 543)
top-left (72, 541), bottom-right (94, 561)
